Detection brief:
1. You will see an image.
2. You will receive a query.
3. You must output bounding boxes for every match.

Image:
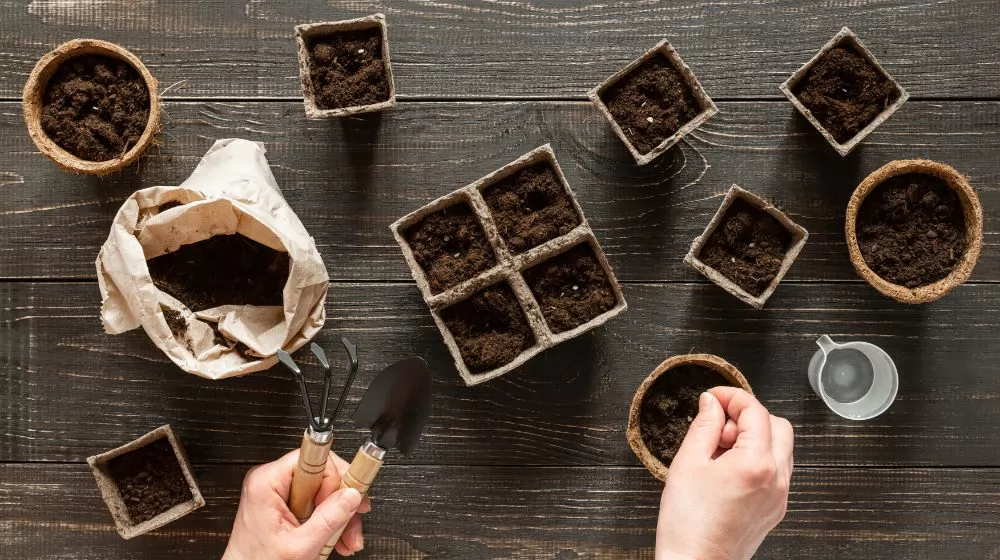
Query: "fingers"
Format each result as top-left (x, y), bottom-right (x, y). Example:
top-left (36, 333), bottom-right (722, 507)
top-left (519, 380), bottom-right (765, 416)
top-left (298, 487), bottom-right (363, 551)
top-left (315, 452), bottom-right (372, 514)
top-left (674, 391), bottom-right (726, 463)
top-left (708, 387), bottom-right (772, 453)
top-left (339, 513), bottom-right (364, 554)
top-left (720, 418), bottom-right (738, 449)
top-left (268, 449), bottom-right (301, 501)
top-left (769, 415), bottom-right (794, 481)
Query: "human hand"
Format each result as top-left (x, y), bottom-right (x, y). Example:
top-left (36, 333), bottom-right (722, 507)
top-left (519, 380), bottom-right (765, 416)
top-left (655, 387), bottom-right (793, 560)
top-left (222, 449), bottom-right (372, 559)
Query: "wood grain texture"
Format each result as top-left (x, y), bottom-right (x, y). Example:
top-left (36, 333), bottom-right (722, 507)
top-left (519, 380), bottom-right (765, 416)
top-left (3, 281), bottom-right (999, 467)
top-left (1, 0), bottom-right (998, 99)
top-left (1, 100), bottom-right (998, 282)
top-left (3, 463), bottom-right (1000, 559)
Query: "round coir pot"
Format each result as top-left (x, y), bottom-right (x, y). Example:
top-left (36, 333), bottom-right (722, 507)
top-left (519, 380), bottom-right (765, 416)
top-left (22, 39), bottom-right (161, 175)
top-left (845, 159), bottom-right (983, 304)
top-left (626, 353), bottom-right (752, 482)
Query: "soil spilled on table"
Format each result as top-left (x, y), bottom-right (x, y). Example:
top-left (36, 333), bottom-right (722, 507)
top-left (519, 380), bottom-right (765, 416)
top-left (792, 46), bottom-right (899, 143)
top-left (41, 54), bottom-right (150, 162)
top-left (482, 161), bottom-right (581, 254)
top-left (105, 437), bottom-right (192, 525)
top-left (440, 283), bottom-right (534, 373)
top-left (524, 244), bottom-right (616, 333)
top-left (640, 365), bottom-right (735, 465)
top-left (147, 234), bottom-right (290, 312)
top-left (600, 53), bottom-right (701, 154)
top-left (856, 173), bottom-right (966, 288)
top-left (405, 202), bottom-right (497, 294)
top-left (700, 198), bottom-right (792, 297)
top-left (308, 27), bottom-right (390, 110)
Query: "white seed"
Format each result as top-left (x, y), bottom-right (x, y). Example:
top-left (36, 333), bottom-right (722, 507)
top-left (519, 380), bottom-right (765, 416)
top-left (453, 252), bottom-right (460, 258)
top-left (749, 242), bottom-right (755, 248)
top-left (646, 116), bottom-right (654, 123)
top-left (572, 285), bottom-right (579, 291)
top-left (443, 236), bottom-right (450, 242)
top-left (731, 257), bottom-right (736, 263)
top-left (358, 48), bottom-right (365, 54)
top-left (641, 101), bottom-right (647, 108)
top-left (686, 416), bottom-right (693, 423)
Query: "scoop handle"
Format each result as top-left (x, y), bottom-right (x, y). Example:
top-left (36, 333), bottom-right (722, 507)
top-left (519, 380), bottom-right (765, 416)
top-left (318, 443), bottom-right (385, 560)
top-left (289, 430), bottom-right (333, 523)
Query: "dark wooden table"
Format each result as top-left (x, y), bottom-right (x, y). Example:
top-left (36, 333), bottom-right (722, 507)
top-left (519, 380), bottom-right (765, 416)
top-left (2, 2), bottom-right (999, 558)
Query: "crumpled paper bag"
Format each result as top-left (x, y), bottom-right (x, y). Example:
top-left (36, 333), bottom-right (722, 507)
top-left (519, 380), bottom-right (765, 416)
top-left (96, 138), bottom-right (328, 379)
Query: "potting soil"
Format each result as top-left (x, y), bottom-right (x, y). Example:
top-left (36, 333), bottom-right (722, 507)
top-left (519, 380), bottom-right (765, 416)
top-left (856, 172), bottom-right (966, 288)
top-left (700, 199), bottom-right (792, 297)
top-left (483, 161), bottom-right (581, 254)
top-left (440, 283), bottom-right (535, 373)
top-left (308, 27), bottom-right (390, 110)
top-left (105, 438), bottom-right (192, 525)
top-left (41, 54), bottom-right (151, 162)
top-left (792, 46), bottom-right (899, 143)
top-left (405, 202), bottom-right (496, 294)
top-left (524, 244), bottom-right (616, 333)
top-left (640, 365), bottom-right (734, 465)
top-left (147, 234), bottom-right (290, 312)
top-left (600, 53), bottom-right (701, 154)
top-left (161, 306), bottom-right (186, 339)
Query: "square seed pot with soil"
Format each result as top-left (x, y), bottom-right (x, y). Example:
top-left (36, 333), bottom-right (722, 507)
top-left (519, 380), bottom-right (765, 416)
top-left (588, 39), bottom-right (718, 166)
top-left (779, 27), bottom-right (909, 156)
top-left (684, 185), bottom-right (808, 309)
top-left (87, 425), bottom-right (204, 539)
top-left (295, 13), bottom-right (396, 118)
top-left (391, 144), bottom-right (626, 385)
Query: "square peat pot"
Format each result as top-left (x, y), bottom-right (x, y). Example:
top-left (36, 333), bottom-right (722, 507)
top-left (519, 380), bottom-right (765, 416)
top-left (684, 185), bottom-right (808, 309)
top-left (295, 13), bottom-right (396, 118)
top-left (391, 144), bottom-right (626, 385)
top-left (588, 39), bottom-right (718, 166)
top-left (87, 425), bottom-right (204, 539)
top-left (779, 27), bottom-right (909, 156)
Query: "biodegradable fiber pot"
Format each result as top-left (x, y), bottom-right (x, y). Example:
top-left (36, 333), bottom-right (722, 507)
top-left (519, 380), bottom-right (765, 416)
top-left (627, 354), bottom-right (752, 482)
top-left (846, 159), bottom-right (983, 304)
top-left (22, 38), bottom-right (161, 175)
top-left (87, 425), bottom-right (204, 539)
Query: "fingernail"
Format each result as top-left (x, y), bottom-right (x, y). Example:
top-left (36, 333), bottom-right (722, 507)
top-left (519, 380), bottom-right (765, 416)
top-left (699, 391), bottom-right (713, 411)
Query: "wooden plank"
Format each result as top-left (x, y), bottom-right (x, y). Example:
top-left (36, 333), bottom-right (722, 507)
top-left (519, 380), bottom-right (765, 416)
top-left (1, 100), bottom-right (999, 282)
top-left (2, 463), bottom-right (999, 559)
top-left (1, 1), bottom-right (998, 99)
top-left (3, 281), bottom-right (1000, 467)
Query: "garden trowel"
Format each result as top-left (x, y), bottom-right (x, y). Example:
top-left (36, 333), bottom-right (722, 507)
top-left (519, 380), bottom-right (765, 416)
top-left (318, 356), bottom-right (432, 560)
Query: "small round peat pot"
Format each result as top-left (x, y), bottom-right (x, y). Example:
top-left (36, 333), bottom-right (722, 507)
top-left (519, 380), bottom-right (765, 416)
top-left (23, 39), bottom-right (160, 175)
top-left (626, 354), bottom-right (752, 482)
top-left (846, 159), bottom-right (983, 304)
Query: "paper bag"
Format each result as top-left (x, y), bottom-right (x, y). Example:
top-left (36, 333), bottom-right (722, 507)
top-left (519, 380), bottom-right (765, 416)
top-left (96, 139), bottom-right (329, 379)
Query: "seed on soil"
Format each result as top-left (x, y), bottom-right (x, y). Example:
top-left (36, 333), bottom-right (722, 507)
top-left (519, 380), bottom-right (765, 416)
top-left (307, 26), bottom-right (390, 110)
top-left (440, 283), bottom-right (535, 373)
top-left (146, 234), bottom-right (290, 312)
top-left (482, 161), bottom-right (581, 254)
top-left (41, 54), bottom-right (150, 162)
top-left (103, 438), bottom-right (192, 525)
top-left (524, 244), bottom-right (617, 334)
top-left (404, 202), bottom-right (497, 294)
top-left (856, 172), bottom-right (966, 288)
top-left (792, 45), bottom-right (900, 144)
top-left (599, 53), bottom-right (701, 155)
top-left (640, 365), bottom-right (737, 465)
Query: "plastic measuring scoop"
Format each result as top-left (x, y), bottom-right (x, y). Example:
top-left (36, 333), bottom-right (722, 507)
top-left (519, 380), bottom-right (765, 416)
top-left (808, 335), bottom-right (898, 420)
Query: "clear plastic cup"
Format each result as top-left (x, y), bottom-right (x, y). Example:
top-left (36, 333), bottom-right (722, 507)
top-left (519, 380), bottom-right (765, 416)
top-left (808, 335), bottom-right (898, 420)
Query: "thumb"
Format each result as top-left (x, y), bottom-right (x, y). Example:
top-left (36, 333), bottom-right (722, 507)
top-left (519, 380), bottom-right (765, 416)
top-left (674, 391), bottom-right (726, 462)
top-left (298, 487), bottom-right (363, 550)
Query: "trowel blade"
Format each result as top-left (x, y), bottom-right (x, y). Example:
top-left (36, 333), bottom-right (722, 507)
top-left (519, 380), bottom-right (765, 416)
top-left (352, 357), bottom-right (432, 455)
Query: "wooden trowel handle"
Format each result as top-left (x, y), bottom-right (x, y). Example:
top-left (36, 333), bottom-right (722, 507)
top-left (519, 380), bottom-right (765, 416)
top-left (289, 430), bottom-right (333, 523)
top-left (318, 441), bottom-right (386, 560)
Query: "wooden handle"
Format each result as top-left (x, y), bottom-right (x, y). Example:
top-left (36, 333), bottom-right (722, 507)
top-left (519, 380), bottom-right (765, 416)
top-left (289, 430), bottom-right (333, 523)
top-left (318, 444), bottom-right (385, 560)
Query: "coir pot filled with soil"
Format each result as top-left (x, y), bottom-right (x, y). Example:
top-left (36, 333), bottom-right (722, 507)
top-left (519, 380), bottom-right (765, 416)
top-left (391, 144), bottom-right (627, 385)
top-left (295, 13), bottom-right (396, 118)
top-left (87, 425), bottom-right (204, 539)
top-left (684, 185), bottom-right (809, 309)
top-left (22, 39), bottom-right (160, 175)
top-left (588, 39), bottom-right (718, 166)
top-left (780, 27), bottom-right (909, 156)
top-left (627, 354), bottom-right (752, 482)
top-left (846, 159), bottom-right (983, 304)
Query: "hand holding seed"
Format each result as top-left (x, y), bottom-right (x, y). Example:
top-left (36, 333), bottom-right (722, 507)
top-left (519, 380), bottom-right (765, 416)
top-left (222, 449), bottom-right (372, 559)
top-left (655, 387), bottom-right (793, 560)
